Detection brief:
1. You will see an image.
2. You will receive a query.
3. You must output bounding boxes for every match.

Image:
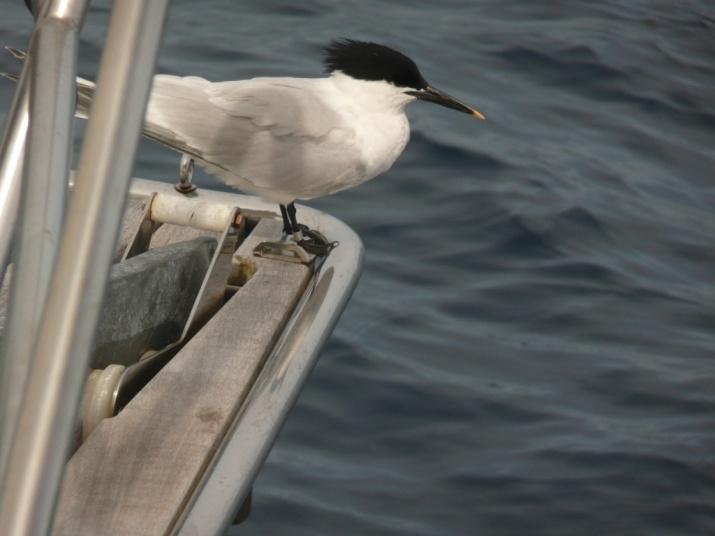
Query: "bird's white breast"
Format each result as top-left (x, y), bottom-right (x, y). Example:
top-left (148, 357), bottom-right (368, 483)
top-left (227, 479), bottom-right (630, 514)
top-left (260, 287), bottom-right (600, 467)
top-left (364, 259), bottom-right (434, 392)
top-left (324, 74), bottom-right (411, 191)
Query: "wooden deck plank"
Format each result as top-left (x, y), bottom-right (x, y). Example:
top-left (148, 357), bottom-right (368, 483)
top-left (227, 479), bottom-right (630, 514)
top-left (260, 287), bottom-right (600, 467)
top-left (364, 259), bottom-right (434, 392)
top-left (53, 220), bottom-right (311, 536)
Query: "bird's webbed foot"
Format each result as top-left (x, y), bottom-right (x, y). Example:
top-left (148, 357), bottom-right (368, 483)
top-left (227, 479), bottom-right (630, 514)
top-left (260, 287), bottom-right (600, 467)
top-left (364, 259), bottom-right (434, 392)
top-left (279, 202), bottom-right (337, 257)
top-left (296, 225), bottom-right (338, 256)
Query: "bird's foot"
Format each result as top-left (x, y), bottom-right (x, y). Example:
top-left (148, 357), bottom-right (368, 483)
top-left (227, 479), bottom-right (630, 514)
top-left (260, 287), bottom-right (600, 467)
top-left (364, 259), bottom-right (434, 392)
top-left (296, 225), bottom-right (338, 257)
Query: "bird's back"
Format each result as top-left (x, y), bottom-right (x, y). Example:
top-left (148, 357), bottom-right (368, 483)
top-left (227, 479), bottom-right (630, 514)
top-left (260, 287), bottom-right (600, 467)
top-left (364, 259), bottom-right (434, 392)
top-left (145, 75), bottom-right (379, 202)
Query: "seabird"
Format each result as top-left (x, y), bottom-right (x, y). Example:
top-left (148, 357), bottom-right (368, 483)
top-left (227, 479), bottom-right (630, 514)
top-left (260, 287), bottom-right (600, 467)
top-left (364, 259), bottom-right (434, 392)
top-left (4, 39), bottom-right (484, 255)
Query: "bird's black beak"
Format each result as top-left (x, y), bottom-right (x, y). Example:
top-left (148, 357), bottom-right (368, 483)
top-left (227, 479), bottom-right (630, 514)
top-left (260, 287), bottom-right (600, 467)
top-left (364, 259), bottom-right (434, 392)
top-left (406, 85), bottom-right (485, 120)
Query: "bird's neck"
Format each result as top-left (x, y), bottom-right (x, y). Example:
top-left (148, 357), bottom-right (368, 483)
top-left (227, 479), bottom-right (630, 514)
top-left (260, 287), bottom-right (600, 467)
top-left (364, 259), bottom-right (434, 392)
top-left (329, 72), bottom-right (412, 116)
top-left (325, 73), bottom-right (410, 182)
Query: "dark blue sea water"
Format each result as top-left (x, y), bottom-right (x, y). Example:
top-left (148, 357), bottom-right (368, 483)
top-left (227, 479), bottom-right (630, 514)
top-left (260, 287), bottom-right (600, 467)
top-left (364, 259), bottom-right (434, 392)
top-left (2, 1), bottom-right (715, 534)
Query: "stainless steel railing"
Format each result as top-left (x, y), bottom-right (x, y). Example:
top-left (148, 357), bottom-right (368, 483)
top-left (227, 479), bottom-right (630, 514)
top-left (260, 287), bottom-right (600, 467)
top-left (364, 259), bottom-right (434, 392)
top-left (0, 1), bottom-right (170, 534)
top-left (0, 0), bottom-right (89, 497)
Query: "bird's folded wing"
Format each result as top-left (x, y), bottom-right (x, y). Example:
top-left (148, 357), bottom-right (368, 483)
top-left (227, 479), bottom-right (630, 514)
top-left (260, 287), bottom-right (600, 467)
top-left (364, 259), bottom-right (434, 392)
top-left (207, 78), bottom-right (343, 139)
top-left (143, 76), bottom-right (224, 158)
top-left (145, 75), bottom-right (359, 198)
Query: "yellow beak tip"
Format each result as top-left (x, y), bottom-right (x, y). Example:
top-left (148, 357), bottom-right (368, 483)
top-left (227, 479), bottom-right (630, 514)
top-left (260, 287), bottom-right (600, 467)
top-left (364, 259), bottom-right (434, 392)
top-left (471, 110), bottom-right (486, 121)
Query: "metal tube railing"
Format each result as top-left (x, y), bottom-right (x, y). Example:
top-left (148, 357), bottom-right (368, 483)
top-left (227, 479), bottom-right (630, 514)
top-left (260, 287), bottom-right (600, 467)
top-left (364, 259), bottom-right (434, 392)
top-left (0, 1), bottom-right (170, 533)
top-left (0, 55), bottom-right (29, 286)
top-left (0, 0), bottom-right (89, 488)
top-left (0, 0), bottom-right (49, 291)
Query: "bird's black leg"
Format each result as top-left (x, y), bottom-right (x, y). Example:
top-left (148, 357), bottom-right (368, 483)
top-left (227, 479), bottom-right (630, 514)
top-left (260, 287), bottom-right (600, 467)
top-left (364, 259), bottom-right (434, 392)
top-left (285, 202), bottom-right (336, 257)
top-left (286, 202), bottom-right (300, 235)
top-left (279, 204), bottom-right (291, 235)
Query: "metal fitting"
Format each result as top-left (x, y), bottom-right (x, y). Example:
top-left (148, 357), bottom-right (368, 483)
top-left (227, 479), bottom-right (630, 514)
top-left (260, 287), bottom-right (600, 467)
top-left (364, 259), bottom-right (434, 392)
top-left (174, 154), bottom-right (197, 194)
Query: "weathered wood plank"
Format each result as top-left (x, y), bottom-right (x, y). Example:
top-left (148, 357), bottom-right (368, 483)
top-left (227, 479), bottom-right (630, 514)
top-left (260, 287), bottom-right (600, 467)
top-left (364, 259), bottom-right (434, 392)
top-left (53, 219), bottom-right (311, 536)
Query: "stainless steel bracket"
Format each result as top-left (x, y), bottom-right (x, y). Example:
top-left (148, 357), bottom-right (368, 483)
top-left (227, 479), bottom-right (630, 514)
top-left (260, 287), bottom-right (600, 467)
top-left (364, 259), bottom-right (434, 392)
top-left (121, 191), bottom-right (161, 261)
top-left (253, 240), bottom-right (312, 264)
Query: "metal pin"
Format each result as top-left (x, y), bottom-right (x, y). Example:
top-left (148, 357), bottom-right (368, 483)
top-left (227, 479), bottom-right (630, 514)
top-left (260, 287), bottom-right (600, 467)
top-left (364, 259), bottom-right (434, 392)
top-left (175, 153), bottom-right (196, 194)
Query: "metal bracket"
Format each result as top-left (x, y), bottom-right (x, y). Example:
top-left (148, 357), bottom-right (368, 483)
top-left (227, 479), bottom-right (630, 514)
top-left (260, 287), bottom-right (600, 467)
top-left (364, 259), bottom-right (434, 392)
top-left (180, 207), bottom-right (243, 338)
top-left (113, 207), bottom-right (243, 412)
top-left (121, 191), bottom-right (161, 261)
top-left (253, 240), bottom-right (312, 264)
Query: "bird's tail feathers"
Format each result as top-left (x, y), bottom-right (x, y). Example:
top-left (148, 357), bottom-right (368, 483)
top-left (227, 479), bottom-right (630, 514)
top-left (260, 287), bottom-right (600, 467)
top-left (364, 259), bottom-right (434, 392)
top-left (0, 72), bottom-right (19, 83)
top-left (2, 46), bottom-right (201, 159)
top-left (74, 78), bottom-right (96, 119)
top-left (2, 45), bottom-right (96, 119)
top-left (1, 46), bottom-right (24, 84)
top-left (5, 46), bottom-right (26, 62)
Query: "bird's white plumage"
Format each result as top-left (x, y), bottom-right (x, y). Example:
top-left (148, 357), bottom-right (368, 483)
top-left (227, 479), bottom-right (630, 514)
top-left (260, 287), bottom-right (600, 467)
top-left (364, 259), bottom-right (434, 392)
top-left (9, 40), bottom-right (482, 210)
top-left (143, 73), bottom-right (413, 203)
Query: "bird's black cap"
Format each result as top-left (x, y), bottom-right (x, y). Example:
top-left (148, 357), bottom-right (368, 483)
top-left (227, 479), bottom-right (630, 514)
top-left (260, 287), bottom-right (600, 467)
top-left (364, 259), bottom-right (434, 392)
top-left (323, 39), bottom-right (428, 90)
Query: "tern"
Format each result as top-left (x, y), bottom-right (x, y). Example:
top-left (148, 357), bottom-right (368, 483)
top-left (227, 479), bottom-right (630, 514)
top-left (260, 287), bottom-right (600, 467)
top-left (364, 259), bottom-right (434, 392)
top-left (3, 40), bottom-right (484, 255)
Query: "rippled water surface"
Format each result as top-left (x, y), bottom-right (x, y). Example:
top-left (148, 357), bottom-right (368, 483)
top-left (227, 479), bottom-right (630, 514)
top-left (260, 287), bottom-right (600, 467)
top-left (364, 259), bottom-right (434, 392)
top-left (2, 1), bottom-right (714, 534)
